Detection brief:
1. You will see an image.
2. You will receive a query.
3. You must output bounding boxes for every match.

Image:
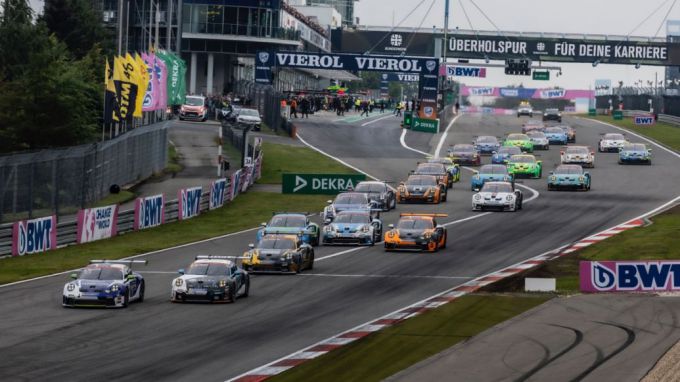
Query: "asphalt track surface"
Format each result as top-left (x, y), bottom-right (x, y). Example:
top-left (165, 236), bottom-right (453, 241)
top-left (1, 112), bottom-right (680, 382)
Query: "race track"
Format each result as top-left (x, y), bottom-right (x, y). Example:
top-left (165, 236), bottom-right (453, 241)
top-left (1, 112), bottom-right (679, 382)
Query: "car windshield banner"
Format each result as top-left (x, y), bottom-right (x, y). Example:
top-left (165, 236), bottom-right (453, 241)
top-left (12, 216), bottom-right (57, 256)
top-left (209, 179), bottom-right (227, 210)
top-left (134, 194), bottom-right (165, 230)
top-left (77, 205), bottom-right (118, 244)
top-left (581, 260), bottom-right (680, 292)
top-left (178, 186), bottom-right (202, 220)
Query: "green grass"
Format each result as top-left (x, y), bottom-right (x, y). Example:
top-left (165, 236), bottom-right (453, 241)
top-left (270, 294), bottom-right (551, 382)
top-left (258, 122), bottom-right (289, 137)
top-left (222, 142), bottom-right (242, 167)
top-left (90, 190), bottom-right (136, 208)
top-left (0, 193), bottom-right (329, 284)
top-left (258, 141), bottom-right (358, 184)
top-left (165, 144), bottom-right (182, 175)
top-left (583, 115), bottom-right (680, 152)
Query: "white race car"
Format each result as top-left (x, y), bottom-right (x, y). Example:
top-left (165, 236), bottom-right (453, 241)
top-left (171, 256), bottom-right (249, 303)
top-left (472, 181), bottom-right (523, 212)
top-left (598, 133), bottom-right (628, 152)
top-left (62, 260), bottom-right (147, 308)
top-left (561, 145), bottom-right (595, 168)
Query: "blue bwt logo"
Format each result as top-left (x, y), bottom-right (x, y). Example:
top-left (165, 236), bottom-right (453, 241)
top-left (139, 196), bottom-right (163, 229)
top-left (587, 261), bottom-right (680, 292)
top-left (634, 115), bottom-right (655, 125)
top-left (14, 217), bottom-right (55, 256)
top-left (181, 187), bottom-right (202, 219)
top-left (210, 180), bottom-right (226, 210)
top-left (591, 262), bottom-right (616, 290)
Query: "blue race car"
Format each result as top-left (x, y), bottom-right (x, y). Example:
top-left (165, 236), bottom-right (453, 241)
top-left (491, 146), bottom-right (522, 164)
top-left (618, 143), bottom-right (652, 165)
top-left (471, 164), bottom-right (514, 191)
top-left (322, 210), bottom-right (382, 246)
top-left (473, 135), bottom-right (501, 155)
top-left (548, 165), bottom-right (591, 191)
top-left (257, 212), bottom-right (320, 246)
top-left (323, 192), bottom-right (375, 223)
top-left (544, 126), bottom-right (569, 145)
top-left (62, 260), bottom-right (147, 308)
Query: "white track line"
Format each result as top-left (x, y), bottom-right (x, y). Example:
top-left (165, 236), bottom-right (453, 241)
top-left (296, 132), bottom-right (381, 181)
top-left (580, 117), bottom-right (680, 159)
top-left (399, 129), bottom-right (430, 156)
top-left (300, 273), bottom-right (474, 280)
top-left (361, 115), bottom-right (393, 126)
top-left (315, 247), bottom-right (366, 261)
top-left (434, 114), bottom-right (461, 158)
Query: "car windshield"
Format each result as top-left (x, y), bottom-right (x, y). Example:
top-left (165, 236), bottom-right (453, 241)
top-left (527, 131), bottom-right (546, 138)
top-left (239, 109), bottom-right (259, 117)
top-left (258, 238), bottom-right (296, 250)
top-left (416, 164), bottom-right (445, 174)
top-left (354, 183), bottom-right (385, 193)
top-left (545, 127), bottom-right (564, 133)
top-left (406, 176), bottom-right (437, 186)
top-left (566, 147), bottom-right (589, 154)
top-left (452, 145), bottom-right (474, 152)
top-left (269, 215), bottom-right (306, 227)
top-left (482, 183), bottom-right (513, 193)
top-left (510, 155), bottom-right (535, 163)
top-left (187, 262), bottom-right (230, 276)
top-left (623, 144), bottom-right (647, 151)
top-left (334, 213), bottom-right (371, 224)
top-left (335, 194), bottom-right (367, 204)
top-left (79, 267), bottom-right (124, 280)
top-left (497, 147), bottom-right (521, 155)
top-left (555, 165), bottom-right (583, 175)
top-left (546, 109), bottom-right (559, 114)
top-left (479, 165), bottom-right (508, 174)
top-left (507, 134), bottom-right (529, 141)
top-left (397, 218), bottom-right (433, 230)
top-left (604, 133), bottom-right (625, 140)
top-left (185, 97), bottom-right (204, 106)
top-left (477, 136), bottom-right (497, 143)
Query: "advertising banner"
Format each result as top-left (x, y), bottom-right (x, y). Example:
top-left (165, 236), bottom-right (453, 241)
top-left (581, 261), bottom-right (680, 292)
top-left (634, 115), bottom-right (656, 125)
top-left (498, 88), bottom-right (536, 99)
top-left (178, 187), bottom-right (202, 220)
top-left (76, 205), bottom-right (119, 244)
top-left (134, 194), bottom-right (165, 230)
top-left (382, 72), bottom-right (420, 82)
top-left (282, 174), bottom-right (367, 194)
top-left (261, 52), bottom-right (439, 75)
top-left (330, 29), bottom-right (436, 57)
top-left (412, 117), bottom-right (440, 133)
top-left (230, 169), bottom-right (242, 201)
top-left (440, 65), bottom-right (487, 78)
top-left (462, 86), bottom-right (594, 99)
top-left (12, 216), bottom-right (57, 256)
top-left (241, 166), bottom-right (253, 192)
top-left (255, 51), bottom-right (273, 85)
top-left (209, 179), bottom-right (227, 210)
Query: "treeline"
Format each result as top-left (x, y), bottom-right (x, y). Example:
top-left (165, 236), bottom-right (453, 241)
top-left (0, 0), bottom-right (111, 153)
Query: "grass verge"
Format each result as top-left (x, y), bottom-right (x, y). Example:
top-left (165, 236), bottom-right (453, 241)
top-left (90, 190), bottom-right (136, 208)
top-left (269, 294), bottom-right (551, 382)
top-left (258, 141), bottom-right (358, 184)
top-left (0, 193), bottom-right (329, 284)
top-left (581, 115), bottom-right (680, 152)
top-left (165, 144), bottom-right (183, 175)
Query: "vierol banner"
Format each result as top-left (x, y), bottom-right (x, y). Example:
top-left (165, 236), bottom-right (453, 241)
top-left (381, 72), bottom-right (420, 82)
top-left (259, 52), bottom-right (439, 75)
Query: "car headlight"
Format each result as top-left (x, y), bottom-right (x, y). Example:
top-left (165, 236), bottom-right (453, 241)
top-left (111, 284), bottom-right (119, 292)
top-left (551, 176), bottom-right (556, 181)
top-left (219, 280), bottom-right (226, 288)
top-left (67, 283), bottom-right (76, 291)
top-left (324, 225), bottom-right (334, 232)
top-left (579, 176), bottom-right (584, 182)
top-left (474, 194), bottom-right (481, 200)
top-left (473, 175), bottom-right (480, 180)
top-left (387, 231), bottom-right (395, 238)
top-left (361, 225), bottom-right (370, 233)
top-left (506, 195), bottom-right (513, 201)
top-left (175, 278), bottom-right (183, 287)
top-left (422, 232), bottom-right (432, 239)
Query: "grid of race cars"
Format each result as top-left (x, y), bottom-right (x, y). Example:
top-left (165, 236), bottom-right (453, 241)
top-left (62, 118), bottom-right (653, 308)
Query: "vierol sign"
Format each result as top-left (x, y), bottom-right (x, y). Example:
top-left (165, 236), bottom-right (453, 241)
top-left (581, 261), bottom-right (680, 292)
top-left (134, 194), bottom-right (165, 230)
top-left (178, 186), bottom-right (202, 220)
top-left (77, 205), bottom-right (118, 244)
top-left (267, 52), bottom-right (439, 75)
top-left (282, 174), bottom-right (366, 195)
top-left (12, 216), bottom-right (57, 256)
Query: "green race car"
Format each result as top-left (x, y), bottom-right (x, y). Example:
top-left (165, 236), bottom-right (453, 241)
top-left (507, 154), bottom-right (542, 179)
top-left (503, 133), bottom-right (534, 153)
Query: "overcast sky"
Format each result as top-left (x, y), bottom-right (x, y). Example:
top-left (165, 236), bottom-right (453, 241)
top-left (356, 0), bottom-right (680, 90)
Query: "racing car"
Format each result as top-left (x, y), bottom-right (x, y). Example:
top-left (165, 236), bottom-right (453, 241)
top-left (557, 125), bottom-right (576, 143)
top-left (171, 256), bottom-right (250, 302)
top-left (412, 162), bottom-right (454, 188)
top-left (503, 133), bottom-right (534, 153)
top-left (472, 181), bottom-right (523, 212)
top-left (63, 260), bottom-right (147, 308)
top-left (384, 213), bottom-right (447, 252)
top-left (323, 192), bottom-right (375, 222)
top-left (257, 212), bottom-right (320, 246)
top-left (396, 175), bottom-right (447, 204)
top-left (599, 133), bottom-right (628, 152)
top-left (507, 154), bottom-right (542, 178)
top-left (426, 157), bottom-right (461, 183)
top-left (352, 181), bottom-right (396, 211)
top-left (561, 145), bottom-right (595, 168)
top-left (548, 165), bottom-right (591, 191)
top-left (322, 210), bottom-right (382, 246)
top-left (491, 146), bottom-right (522, 164)
top-left (521, 119), bottom-right (545, 134)
top-left (542, 108), bottom-right (562, 123)
top-left (447, 143), bottom-right (481, 166)
top-left (471, 164), bottom-right (513, 191)
top-left (544, 126), bottom-right (569, 145)
top-left (517, 101), bottom-right (534, 118)
top-left (618, 143), bottom-right (652, 165)
top-left (243, 234), bottom-right (314, 273)
top-left (526, 130), bottom-right (550, 150)
top-left (473, 135), bottom-right (501, 155)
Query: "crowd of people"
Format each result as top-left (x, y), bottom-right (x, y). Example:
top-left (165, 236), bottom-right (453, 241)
top-left (283, 94), bottom-right (422, 119)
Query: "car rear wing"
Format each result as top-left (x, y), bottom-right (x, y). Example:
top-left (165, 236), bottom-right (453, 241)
top-left (272, 211), bottom-right (310, 216)
top-left (195, 255), bottom-right (250, 260)
top-left (399, 213), bottom-right (448, 218)
top-left (89, 260), bottom-right (148, 265)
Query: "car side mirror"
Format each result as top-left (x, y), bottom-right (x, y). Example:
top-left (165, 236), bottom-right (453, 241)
top-left (549, 171), bottom-right (554, 175)
top-left (326, 200), bottom-right (333, 204)
top-left (388, 224), bottom-right (394, 229)
top-left (590, 152), bottom-right (595, 155)
top-left (126, 274), bottom-right (136, 281)
top-left (178, 269), bottom-right (185, 275)
top-left (399, 182), bottom-right (405, 186)
top-left (648, 149), bottom-right (653, 153)
top-left (70, 273), bottom-right (78, 280)
top-left (260, 222), bottom-right (267, 227)
top-left (324, 218), bottom-right (332, 224)
top-left (248, 243), bottom-right (255, 249)
top-left (492, 151), bottom-right (497, 154)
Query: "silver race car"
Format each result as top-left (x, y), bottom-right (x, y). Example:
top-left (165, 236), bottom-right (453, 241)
top-left (63, 260), bottom-right (147, 308)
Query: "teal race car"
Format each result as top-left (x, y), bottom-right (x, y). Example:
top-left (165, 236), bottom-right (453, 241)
top-left (507, 154), bottom-right (542, 179)
top-left (548, 165), bottom-right (591, 191)
top-left (471, 164), bottom-right (513, 191)
top-left (257, 212), bottom-right (320, 246)
top-left (503, 133), bottom-right (534, 153)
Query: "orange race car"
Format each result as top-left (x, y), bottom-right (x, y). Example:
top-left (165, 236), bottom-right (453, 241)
top-left (396, 175), bottom-right (447, 204)
top-left (384, 213), bottom-right (448, 252)
top-left (411, 162), bottom-right (454, 189)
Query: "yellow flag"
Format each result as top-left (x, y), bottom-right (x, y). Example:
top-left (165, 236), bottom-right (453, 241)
top-left (112, 55), bottom-right (138, 121)
top-left (134, 53), bottom-right (150, 117)
top-left (125, 53), bottom-right (144, 118)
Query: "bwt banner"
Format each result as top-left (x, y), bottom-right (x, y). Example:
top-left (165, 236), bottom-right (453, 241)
top-left (581, 261), bottom-right (680, 292)
top-left (230, 169), bottom-right (242, 201)
top-left (635, 115), bottom-right (656, 125)
top-left (440, 65), bottom-right (487, 78)
top-left (134, 194), bottom-right (165, 230)
top-left (499, 88), bottom-right (536, 99)
top-left (462, 86), bottom-right (594, 99)
top-left (77, 205), bottom-right (118, 244)
top-left (12, 216), bottom-right (57, 256)
top-left (210, 179), bottom-right (227, 210)
top-left (178, 187), bottom-right (202, 220)
top-left (467, 87), bottom-right (498, 96)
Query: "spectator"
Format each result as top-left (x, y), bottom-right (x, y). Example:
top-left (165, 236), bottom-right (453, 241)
top-left (290, 97), bottom-right (298, 118)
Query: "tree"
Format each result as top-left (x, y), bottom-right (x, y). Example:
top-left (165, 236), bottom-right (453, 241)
top-left (40, 0), bottom-right (112, 59)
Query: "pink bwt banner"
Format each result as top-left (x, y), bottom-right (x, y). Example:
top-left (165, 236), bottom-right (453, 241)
top-left (134, 194), bottom-right (165, 230)
top-left (12, 215), bottom-right (57, 256)
top-left (77, 205), bottom-right (119, 244)
top-left (580, 261), bottom-right (680, 292)
top-left (178, 186), bottom-right (202, 220)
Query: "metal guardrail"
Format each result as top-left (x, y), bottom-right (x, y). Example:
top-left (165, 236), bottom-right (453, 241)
top-left (658, 114), bottom-right (680, 127)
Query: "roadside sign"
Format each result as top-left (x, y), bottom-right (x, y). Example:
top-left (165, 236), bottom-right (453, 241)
top-left (588, 108), bottom-right (597, 116)
top-left (612, 110), bottom-right (623, 120)
top-left (412, 117), bottom-right (439, 133)
top-left (282, 174), bottom-right (366, 194)
top-left (403, 111), bottom-right (413, 128)
top-left (532, 71), bottom-right (550, 81)
top-left (634, 114), bottom-right (655, 125)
